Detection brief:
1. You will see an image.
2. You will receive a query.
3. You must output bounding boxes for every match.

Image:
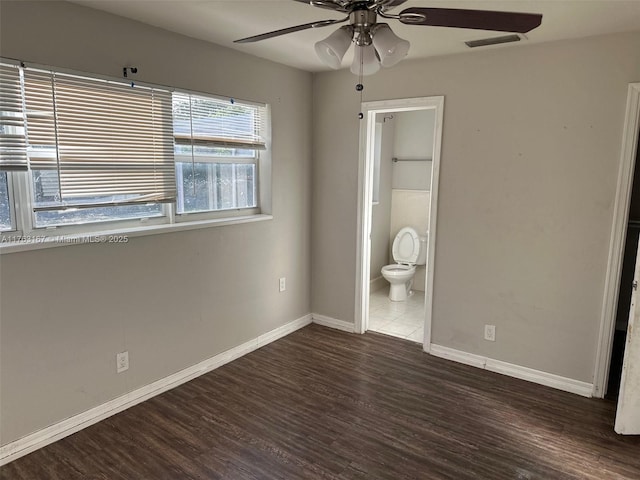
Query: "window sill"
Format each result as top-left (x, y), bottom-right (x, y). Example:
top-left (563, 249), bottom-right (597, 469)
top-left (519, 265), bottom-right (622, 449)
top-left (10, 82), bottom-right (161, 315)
top-left (0, 214), bottom-right (273, 254)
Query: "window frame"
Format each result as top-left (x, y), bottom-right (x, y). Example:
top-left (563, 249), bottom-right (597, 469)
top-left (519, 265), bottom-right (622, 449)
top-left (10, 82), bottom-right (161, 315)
top-left (0, 171), bottom-right (18, 234)
top-left (173, 153), bottom-right (261, 222)
top-left (8, 166), bottom-right (170, 237)
top-left (0, 58), bottom-right (272, 250)
top-left (28, 168), bottom-right (170, 231)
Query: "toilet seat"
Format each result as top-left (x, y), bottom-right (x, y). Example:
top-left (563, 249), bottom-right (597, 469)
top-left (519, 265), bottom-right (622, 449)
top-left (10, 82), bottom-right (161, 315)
top-left (392, 227), bottom-right (420, 265)
top-left (384, 265), bottom-right (413, 272)
top-left (381, 264), bottom-right (416, 278)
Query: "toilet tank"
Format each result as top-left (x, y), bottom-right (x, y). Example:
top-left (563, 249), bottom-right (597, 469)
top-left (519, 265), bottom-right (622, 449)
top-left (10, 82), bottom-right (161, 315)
top-left (416, 234), bottom-right (428, 265)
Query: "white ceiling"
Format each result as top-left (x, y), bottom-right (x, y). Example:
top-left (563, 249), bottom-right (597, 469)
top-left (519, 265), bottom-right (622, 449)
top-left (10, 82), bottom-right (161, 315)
top-left (71, 1), bottom-right (640, 72)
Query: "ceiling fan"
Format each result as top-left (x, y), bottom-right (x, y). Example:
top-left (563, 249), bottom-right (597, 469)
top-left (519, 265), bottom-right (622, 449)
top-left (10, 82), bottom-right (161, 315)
top-left (234, 1), bottom-right (543, 75)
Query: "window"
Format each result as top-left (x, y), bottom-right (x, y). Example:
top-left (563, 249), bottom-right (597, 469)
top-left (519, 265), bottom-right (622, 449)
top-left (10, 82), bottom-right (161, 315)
top-left (0, 63), bottom-right (25, 233)
top-left (31, 170), bottom-right (163, 227)
top-left (172, 92), bottom-right (265, 215)
top-left (0, 172), bottom-right (12, 231)
top-left (23, 68), bottom-right (174, 228)
top-left (0, 59), bottom-right (271, 245)
top-left (175, 162), bottom-right (256, 213)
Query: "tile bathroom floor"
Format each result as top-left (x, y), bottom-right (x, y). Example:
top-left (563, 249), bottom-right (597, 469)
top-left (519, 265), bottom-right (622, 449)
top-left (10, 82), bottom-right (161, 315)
top-left (368, 287), bottom-right (425, 343)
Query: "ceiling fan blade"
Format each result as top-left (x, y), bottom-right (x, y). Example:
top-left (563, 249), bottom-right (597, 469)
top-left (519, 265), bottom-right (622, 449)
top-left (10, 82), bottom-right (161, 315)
top-left (292, 0), bottom-right (352, 13)
top-left (399, 8), bottom-right (542, 34)
top-left (381, 0), bottom-right (409, 8)
top-left (234, 18), bottom-right (348, 44)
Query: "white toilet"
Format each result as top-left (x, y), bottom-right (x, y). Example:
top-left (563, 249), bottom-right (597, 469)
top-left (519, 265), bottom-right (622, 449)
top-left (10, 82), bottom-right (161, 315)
top-left (381, 227), bottom-right (427, 302)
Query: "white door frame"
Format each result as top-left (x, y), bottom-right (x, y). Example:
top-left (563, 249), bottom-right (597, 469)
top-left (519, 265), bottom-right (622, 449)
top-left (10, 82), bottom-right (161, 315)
top-left (594, 83), bottom-right (640, 398)
top-left (354, 96), bottom-right (444, 352)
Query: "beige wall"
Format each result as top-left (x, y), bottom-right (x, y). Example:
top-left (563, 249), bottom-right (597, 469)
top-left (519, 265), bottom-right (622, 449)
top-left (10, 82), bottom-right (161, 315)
top-left (312, 31), bottom-right (640, 383)
top-left (0, 1), bottom-right (312, 445)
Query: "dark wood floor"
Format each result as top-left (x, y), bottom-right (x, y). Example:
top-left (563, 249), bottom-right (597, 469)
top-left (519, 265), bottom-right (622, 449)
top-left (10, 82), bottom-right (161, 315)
top-left (3, 324), bottom-right (640, 480)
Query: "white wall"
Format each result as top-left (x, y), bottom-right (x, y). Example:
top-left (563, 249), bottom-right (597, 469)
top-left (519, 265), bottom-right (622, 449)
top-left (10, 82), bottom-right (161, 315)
top-left (392, 110), bottom-right (434, 191)
top-left (312, 31), bottom-right (640, 383)
top-left (370, 115), bottom-right (394, 287)
top-left (0, 1), bottom-right (312, 445)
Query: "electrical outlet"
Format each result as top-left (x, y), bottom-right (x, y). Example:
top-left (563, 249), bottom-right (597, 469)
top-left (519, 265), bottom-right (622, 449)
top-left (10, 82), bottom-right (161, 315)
top-left (484, 325), bottom-right (496, 342)
top-left (116, 351), bottom-right (129, 373)
top-left (279, 277), bottom-right (286, 292)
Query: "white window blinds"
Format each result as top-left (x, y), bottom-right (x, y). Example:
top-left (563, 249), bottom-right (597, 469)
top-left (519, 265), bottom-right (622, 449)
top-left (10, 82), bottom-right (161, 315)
top-left (23, 68), bottom-right (175, 209)
top-left (173, 92), bottom-right (266, 152)
top-left (0, 63), bottom-right (28, 171)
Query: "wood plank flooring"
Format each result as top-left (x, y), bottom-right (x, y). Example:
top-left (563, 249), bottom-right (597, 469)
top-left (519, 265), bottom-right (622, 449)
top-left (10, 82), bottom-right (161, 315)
top-left (2, 324), bottom-right (640, 479)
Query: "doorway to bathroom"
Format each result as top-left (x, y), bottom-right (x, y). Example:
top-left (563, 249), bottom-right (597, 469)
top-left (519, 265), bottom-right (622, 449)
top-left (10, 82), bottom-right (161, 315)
top-left (355, 96), bottom-right (444, 352)
top-left (595, 83), bottom-right (640, 405)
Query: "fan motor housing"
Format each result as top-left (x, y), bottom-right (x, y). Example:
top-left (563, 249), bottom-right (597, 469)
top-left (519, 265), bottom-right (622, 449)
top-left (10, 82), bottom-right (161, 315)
top-left (350, 7), bottom-right (377, 45)
top-left (350, 8), bottom-right (377, 27)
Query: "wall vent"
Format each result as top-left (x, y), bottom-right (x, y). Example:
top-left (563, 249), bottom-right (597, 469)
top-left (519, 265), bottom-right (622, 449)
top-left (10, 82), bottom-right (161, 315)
top-left (465, 34), bottom-right (521, 48)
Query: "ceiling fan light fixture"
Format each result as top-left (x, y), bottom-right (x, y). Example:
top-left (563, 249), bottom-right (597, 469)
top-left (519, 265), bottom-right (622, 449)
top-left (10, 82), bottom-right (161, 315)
top-left (372, 24), bottom-right (410, 67)
top-left (350, 43), bottom-right (380, 76)
top-left (314, 26), bottom-right (353, 69)
top-left (235, 2), bottom-right (542, 77)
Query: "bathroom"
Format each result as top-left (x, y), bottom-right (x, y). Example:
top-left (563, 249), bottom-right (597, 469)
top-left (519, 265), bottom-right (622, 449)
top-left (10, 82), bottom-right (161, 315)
top-left (368, 109), bottom-right (435, 343)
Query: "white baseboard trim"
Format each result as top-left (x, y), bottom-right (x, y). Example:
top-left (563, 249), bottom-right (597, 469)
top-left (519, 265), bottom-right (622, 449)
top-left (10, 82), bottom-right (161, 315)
top-left (429, 344), bottom-right (593, 398)
top-left (430, 344), bottom-right (487, 369)
top-left (312, 313), bottom-right (356, 333)
top-left (370, 276), bottom-right (387, 293)
top-left (0, 314), bottom-right (312, 466)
